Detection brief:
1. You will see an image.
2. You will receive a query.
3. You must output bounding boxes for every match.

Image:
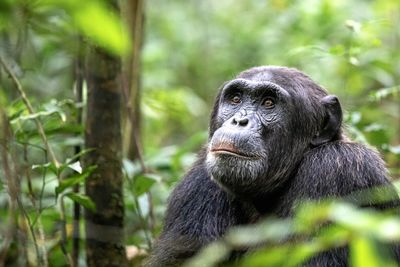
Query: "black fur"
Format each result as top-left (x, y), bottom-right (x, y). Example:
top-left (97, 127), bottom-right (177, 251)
top-left (146, 66), bottom-right (399, 266)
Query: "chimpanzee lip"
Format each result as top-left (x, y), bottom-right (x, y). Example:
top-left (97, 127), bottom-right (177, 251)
top-left (210, 146), bottom-right (257, 159)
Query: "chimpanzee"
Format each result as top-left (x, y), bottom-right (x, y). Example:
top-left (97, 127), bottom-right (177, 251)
top-left (146, 66), bottom-right (400, 266)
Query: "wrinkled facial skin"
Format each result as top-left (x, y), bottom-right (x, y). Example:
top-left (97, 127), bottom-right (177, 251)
top-left (205, 68), bottom-right (327, 198)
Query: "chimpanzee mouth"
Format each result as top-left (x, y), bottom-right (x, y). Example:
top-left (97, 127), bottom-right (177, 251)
top-left (210, 146), bottom-right (258, 159)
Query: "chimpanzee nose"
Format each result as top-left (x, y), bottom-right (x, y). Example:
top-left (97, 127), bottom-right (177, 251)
top-left (231, 116), bottom-right (249, 126)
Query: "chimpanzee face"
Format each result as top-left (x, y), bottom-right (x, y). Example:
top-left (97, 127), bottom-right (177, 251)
top-left (206, 67), bottom-right (342, 197)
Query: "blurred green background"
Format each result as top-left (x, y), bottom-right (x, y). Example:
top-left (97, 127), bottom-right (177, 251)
top-left (0, 0), bottom-right (399, 266)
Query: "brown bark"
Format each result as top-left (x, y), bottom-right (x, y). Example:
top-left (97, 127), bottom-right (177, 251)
top-left (84, 46), bottom-right (127, 267)
top-left (122, 0), bottom-right (145, 161)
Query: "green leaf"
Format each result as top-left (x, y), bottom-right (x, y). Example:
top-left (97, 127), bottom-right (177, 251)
top-left (132, 174), bottom-right (160, 196)
top-left (226, 218), bottom-right (292, 246)
top-left (42, 0), bottom-right (130, 55)
top-left (65, 192), bottom-right (96, 211)
top-left (329, 44), bottom-right (345, 56)
top-left (55, 165), bottom-right (96, 195)
top-left (183, 241), bottom-right (229, 267)
top-left (32, 162), bottom-right (58, 174)
top-left (350, 235), bottom-right (396, 267)
top-left (10, 109), bottom-right (65, 124)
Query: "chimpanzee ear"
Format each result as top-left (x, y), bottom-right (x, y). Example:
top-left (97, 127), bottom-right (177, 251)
top-left (311, 95), bottom-right (342, 147)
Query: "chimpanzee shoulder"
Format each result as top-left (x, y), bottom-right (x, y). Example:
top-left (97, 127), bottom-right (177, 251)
top-left (298, 141), bottom-right (388, 195)
top-left (275, 141), bottom-right (397, 216)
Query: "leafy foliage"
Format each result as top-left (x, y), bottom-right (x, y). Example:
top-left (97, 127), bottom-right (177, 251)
top-left (0, 0), bottom-right (399, 266)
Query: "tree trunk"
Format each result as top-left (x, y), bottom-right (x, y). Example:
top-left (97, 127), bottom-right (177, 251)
top-left (84, 46), bottom-right (127, 267)
top-left (122, 0), bottom-right (145, 161)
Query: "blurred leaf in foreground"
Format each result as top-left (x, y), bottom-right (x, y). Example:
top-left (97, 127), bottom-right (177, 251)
top-left (41, 0), bottom-right (130, 55)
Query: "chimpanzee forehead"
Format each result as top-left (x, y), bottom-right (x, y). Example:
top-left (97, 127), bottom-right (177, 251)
top-left (235, 67), bottom-right (296, 90)
top-left (239, 70), bottom-right (274, 81)
top-left (240, 67), bottom-right (305, 82)
top-left (236, 66), bottom-right (329, 98)
top-left (222, 78), bottom-right (290, 98)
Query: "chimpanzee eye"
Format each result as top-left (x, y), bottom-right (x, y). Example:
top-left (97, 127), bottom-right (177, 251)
top-left (231, 94), bottom-right (241, 104)
top-left (263, 98), bottom-right (275, 108)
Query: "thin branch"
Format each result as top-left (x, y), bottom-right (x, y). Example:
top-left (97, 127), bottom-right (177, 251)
top-left (0, 55), bottom-right (59, 168)
top-left (0, 55), bottom-right (72, 266)
top-left (0, 110), bottom-right (45, 266)
top-left (122, 0), bottom-right (156, 243)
